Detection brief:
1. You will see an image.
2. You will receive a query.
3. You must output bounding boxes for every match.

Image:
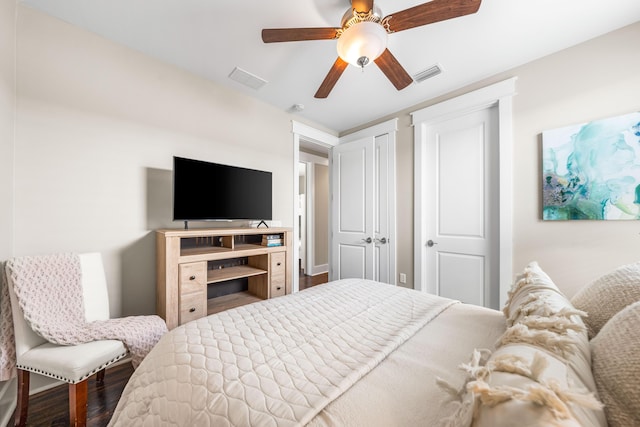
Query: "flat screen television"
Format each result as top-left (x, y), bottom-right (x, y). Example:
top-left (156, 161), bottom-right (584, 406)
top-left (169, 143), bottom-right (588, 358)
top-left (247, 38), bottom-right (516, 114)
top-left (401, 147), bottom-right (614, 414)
top-left (173, 156), bottom-right (272, 223)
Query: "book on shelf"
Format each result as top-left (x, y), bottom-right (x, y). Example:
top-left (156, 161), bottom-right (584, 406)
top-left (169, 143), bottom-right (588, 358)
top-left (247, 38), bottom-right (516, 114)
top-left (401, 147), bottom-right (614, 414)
top-left (262, 234), bottom-right (283, 240)
top-left (262, 240), bottom-right (283, 246)
top-left (261, 234), bottom-right (283, 247)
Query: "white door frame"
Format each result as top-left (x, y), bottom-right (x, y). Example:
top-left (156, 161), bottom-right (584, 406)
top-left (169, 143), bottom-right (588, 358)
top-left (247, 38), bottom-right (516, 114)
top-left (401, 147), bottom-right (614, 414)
top-left (291, 121), bottom-right (339, 293)
top-left (412, 78), bottom-right (516, 307)
top-left (299, 151), bottom-right (330, 276)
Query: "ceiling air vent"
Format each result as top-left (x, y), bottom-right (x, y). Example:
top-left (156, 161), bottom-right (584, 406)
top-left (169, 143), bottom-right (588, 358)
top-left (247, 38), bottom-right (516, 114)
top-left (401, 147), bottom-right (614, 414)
top-left (228, 67), bottom-right (268, 90)
top-left (413, 64), bottom-right (443, 83)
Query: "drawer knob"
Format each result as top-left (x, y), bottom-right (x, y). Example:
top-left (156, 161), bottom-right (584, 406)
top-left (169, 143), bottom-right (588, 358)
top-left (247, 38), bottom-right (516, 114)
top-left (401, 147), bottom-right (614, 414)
top-left (189, 275), bottom-right (196, 280)
top-left (276, 286), bottom-right (282, 290)
top-left (276, 262), bottom-right (281, 266)
top-left (189, 307), bottom-right (196, 313)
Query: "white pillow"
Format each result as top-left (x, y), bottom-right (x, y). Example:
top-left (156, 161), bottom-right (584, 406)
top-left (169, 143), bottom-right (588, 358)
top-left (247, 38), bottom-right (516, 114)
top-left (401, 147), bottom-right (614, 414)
top-left (503, 262), bottom-right (579, 326)
top-left (590, 300), bottom-right (640, 427)
top-left (467, 262), bottom-right (606, 427)
top-left (472, 344), bottom-right (604, 427)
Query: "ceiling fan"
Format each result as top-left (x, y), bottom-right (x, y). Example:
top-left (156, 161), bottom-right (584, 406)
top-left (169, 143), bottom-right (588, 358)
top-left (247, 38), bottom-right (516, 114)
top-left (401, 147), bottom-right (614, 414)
top-left (262, 0), bottom-right (482, 98)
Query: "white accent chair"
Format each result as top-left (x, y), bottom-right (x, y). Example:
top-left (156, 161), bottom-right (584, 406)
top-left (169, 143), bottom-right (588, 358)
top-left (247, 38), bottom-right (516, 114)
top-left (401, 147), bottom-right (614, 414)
top-left (6, 253), bottom-right (128, 427)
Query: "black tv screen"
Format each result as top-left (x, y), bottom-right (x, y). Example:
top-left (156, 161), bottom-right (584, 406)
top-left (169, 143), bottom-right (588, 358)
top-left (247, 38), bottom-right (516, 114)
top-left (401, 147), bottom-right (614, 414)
top-left (173, 156), bottom-right (272, 221)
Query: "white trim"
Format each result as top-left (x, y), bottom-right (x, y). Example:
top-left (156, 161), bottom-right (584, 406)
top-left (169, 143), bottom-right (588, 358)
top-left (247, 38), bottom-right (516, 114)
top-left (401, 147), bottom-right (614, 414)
top-left (311, 263), bottom-right (329, 276)
top-left (339, 118), bottom-right (398, 144)
top-left (299, 151), bottom-right (329, 165)
top-left (292, 121), bottom-right (339, 146)
top-left (305, 162), bottom-right (315, 276)
top-left (298, 153), bottom-right (329, 277)
top-left (411, 77), bottom-right (517, 125)
top-left (497, 95), bottom-right (514, 308)
top-left (383, 132), bottom-right (398, 286)
top-left (414, 124), bottom-right (427, 293)
top-left (291, 121), bottom-right (337, 293)
top-left (412, 78), bottom-right (516, 307)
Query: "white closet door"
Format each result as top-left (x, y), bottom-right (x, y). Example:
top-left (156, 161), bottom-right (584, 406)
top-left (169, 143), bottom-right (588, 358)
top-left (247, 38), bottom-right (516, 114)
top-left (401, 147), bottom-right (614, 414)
top-left (423, 106), bottom-right (498, 307)
top-left (330, 130), bottom-right (395, 284)
top-left (331, 137), bottom-right (375, 280)
top-left (373, 134), bottom-right (392, 284)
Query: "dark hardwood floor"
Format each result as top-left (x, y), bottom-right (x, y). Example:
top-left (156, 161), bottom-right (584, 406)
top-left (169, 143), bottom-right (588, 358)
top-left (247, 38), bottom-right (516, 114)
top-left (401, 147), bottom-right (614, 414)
top-left (14, 271), bottom-right (329, 426)
top-left (299, 271), bottom-right (329, 290)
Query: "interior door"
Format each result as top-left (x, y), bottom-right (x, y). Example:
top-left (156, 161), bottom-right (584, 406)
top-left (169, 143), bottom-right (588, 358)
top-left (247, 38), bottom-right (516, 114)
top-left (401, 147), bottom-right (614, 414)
top-left (330, 137), bottom-right (375, 280)
top-left (423, 106), bottom-right (498, 306)
top-left (373, 134), bottom-right (392, 283)
top-left (330, 134), bottom-right (394, 283)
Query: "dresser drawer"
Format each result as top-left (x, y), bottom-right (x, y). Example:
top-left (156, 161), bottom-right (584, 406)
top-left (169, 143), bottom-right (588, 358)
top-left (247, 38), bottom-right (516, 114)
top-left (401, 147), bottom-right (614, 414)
top-left (270, 281), bottom-right (286, 298)
top-left (179, 262), bottom-right (206, 294)
top-left (270, 252), bottom-right (286, 298)
top-left (178, 262), bottom-right (207, 324)
top-left (179, 291), bottom-right (206, 324)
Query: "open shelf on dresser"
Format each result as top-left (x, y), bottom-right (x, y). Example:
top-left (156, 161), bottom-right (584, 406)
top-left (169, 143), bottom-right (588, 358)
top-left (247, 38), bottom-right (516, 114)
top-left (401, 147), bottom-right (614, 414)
top-left (207, 291), bottom-right (263, 315)
top-left (207, 265), bottom-right (267, 284)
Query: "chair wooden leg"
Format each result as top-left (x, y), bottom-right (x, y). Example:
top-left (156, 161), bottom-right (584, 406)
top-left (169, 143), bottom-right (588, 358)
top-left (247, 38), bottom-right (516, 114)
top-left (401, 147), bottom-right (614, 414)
top-left (96, 368), bottom-right (105, 384)
top-left (69, 380), bottom-right (88, 427)
top-left (14, 369), bottom-right (30, 427)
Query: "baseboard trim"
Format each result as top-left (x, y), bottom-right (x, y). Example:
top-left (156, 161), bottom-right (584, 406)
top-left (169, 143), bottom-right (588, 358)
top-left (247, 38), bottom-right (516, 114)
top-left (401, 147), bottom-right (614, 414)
top-left (311, 264), bottom-right (328, 276)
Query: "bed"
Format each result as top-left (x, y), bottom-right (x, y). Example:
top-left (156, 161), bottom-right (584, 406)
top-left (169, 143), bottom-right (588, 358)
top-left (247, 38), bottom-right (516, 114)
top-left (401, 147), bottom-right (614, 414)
top-left (108, 262), bottom-right (640, 427)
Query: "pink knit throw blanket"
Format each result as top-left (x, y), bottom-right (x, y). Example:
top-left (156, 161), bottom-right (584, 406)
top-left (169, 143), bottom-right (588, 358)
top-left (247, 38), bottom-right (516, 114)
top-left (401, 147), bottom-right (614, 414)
top-left (0, 254), bottom-right (167, 381)
top-left (0, 265), bottom-right (15, 381)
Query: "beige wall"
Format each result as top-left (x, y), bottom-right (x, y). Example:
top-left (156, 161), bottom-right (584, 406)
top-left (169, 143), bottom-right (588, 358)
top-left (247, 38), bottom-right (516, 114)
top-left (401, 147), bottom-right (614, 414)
top-left (345, 22), bottom-right (640, 297)
top-left (509, 22), bottom-right (640, 297)
top-left (11, 5), bottom-right (313, 317)
top-left (0, 0), bottom-right (16, 417)
top-left (0, 0), bottom-right (15, 261)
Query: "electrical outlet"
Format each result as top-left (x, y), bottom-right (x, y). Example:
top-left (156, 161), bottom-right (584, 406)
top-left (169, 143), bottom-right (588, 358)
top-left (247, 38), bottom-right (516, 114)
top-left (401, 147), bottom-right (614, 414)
top-left (399, 273), bottom-right (406, 284)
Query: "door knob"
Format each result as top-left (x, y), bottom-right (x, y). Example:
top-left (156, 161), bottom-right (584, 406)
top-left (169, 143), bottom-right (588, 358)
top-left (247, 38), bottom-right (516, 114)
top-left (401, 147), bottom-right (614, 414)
top-left (375, 237), bottom-right (387, 244)
top-left (361, 237), bottom-right (372, 244)
top-left (427, 240), bottom-right (438, 247)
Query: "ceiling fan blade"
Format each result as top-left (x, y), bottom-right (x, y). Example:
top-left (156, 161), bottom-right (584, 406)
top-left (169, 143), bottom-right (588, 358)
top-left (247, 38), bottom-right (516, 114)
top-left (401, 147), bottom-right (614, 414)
top-left (374, 49), bottom-right (413, 91)
top-left (384, 0), bottom-right (481, 33)
top-left (262, 28), bottom-right (340, 43)
top-left (315, 58), bottom-right (349, 98)
top-left (351, 0), bottom-right (374, 13)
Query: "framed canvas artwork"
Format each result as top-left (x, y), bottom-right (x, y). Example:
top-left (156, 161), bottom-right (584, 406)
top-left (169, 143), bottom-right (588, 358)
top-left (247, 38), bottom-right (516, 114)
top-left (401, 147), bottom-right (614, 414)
top-left (542, 111), bottom-right (640, 220)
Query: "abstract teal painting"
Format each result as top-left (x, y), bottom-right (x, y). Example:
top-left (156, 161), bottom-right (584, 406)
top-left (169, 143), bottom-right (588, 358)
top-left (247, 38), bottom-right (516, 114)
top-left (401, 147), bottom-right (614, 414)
top-left (542, 111), bottom-right (640, 220)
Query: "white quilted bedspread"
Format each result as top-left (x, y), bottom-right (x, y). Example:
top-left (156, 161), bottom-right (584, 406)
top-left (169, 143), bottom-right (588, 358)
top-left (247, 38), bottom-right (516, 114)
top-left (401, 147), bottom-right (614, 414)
top-left (109, 279), bottom-right (457, 426)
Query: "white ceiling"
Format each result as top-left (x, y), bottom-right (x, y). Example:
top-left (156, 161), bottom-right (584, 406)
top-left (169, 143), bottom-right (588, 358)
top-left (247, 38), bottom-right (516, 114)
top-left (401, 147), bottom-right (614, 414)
top-left (21, 0), bottom-right (640, 133)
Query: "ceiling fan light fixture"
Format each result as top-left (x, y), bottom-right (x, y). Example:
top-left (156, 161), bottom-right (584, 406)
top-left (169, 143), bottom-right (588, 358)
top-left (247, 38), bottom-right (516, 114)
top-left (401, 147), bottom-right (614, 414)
top-left (337, 22), bottom-right (387, 68)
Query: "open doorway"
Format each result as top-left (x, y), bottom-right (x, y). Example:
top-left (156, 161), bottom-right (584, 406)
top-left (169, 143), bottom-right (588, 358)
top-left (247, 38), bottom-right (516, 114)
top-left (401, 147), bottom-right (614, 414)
top-left (299, 149), bottom-right (330, 290)
top-left (291, 121), bottom-right (338, 293)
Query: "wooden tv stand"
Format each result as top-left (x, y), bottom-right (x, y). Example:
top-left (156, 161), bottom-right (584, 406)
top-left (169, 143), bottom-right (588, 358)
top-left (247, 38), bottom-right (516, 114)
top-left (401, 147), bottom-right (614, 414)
top-left (156, 227), bottom-right (292, 330)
